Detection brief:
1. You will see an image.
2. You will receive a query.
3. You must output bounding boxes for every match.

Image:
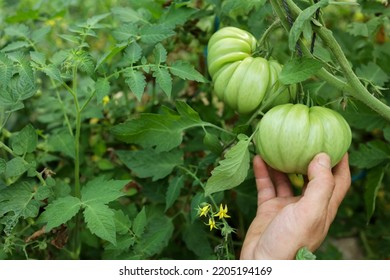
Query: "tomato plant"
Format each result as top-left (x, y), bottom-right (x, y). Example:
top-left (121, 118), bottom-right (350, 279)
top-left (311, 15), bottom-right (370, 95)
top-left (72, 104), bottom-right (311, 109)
top-left (0, 0), bottom-right (390, 260)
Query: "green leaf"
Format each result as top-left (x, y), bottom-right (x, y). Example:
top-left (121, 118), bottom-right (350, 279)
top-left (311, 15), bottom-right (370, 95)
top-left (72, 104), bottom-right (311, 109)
top-left (165, 176), bottom-right (185, 211)
top-left (112, 102), bottom-right (205, 152)
top-left (279, 57), bottom-right (324, 85)
top-left (39, 196), bottom-right (81, 232)
top-left (113, 210), bottom-right (132, 235)
top-left (47, 132), bottom-right (75, 159)
top-left (204, 136), bottom-right (251, 196)
top-left (10, 124), bottom-right (37, 155)
top-left (139, 24), bottom-right (175, 44)
top-left (341, 101), bottom-right (387, 131)
top-left (2, 41), bottom-right (30, 52)
top-left (111, 7), bottom-right (150, 24)
top-left (364, 167), bottom-right (385, 223)
top-left (83, 203), bottom-right (116, 245)
top-left (356, 62), bottom-right (388, 87)
top-left (296, 247), bottom-right (317, 260)
top-left (0, 181), bottom-right (42, 235)
top-left (134, 215), bottom-right (174, 257)
top-left (169, 60), bottom-right (206, 82)
top-left (132, 207), bottom-right (147, 237)
top-left (203, 131), bottom-right (223, 155)
top-left (81, 176), bottom-right (127, 205)
top-left (5, 157), bottom-right (28, 178)
top-left (95, 43), bottom-right (127, 70)
top-left (124, 68), bottom-right (146, 101)
top-left (158, 6), bottom-right (197, 27)
top-left (112, 23), bottom-right (139, 42)
top-left (31, 26), bottom-right (51, 43)
top-left (0, 52), bottom-right (13, 87)
top-left (349, 141), bottom-right (390, 169)
top-left (183, 222), bottom-right (213, 258)
top-left (124, 42), bottom-right (143, 64)
top-left (0, 158), bottom-right (5, 174)
top-left (116, 149), bottom-right (183, 181)
top-left (153, 66), bottom-right (172, 97)
top-left (289, 0), bottom-right (329, 52)
top-left (42, 64), bottom-right (63, 82)
top-left (4, 24), bottom-right (29, 38)
top-left (30, 51), bottom-right (46, 66)
top-left (153, 43), bottom-right (167, 64)
top-left (95, 78), bottom-right (110, 104)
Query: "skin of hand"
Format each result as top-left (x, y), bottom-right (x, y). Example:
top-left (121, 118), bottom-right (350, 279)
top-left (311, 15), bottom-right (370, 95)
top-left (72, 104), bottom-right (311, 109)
top-left (240, 152), bottom-right (351, 260)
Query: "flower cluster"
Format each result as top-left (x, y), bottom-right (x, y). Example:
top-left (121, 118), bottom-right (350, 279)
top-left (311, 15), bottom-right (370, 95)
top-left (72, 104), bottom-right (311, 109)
top-left (197, 203), bottom-right (234, 234)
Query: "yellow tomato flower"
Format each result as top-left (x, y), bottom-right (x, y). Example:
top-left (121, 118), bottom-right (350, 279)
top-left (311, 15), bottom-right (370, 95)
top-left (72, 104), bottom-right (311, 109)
top-left (206, 218), bottom-right (217, 231)
top-left (198, 204), bottom-right (211, 217)
top-left (214, 204), bottom-right (231, 219)
top-left (102, 95), bottom-right (110, 106)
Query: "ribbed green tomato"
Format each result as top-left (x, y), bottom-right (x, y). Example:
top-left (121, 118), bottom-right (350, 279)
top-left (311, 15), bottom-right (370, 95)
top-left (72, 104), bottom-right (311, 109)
top-left (254, 104), bottom-right (352, 174)
top-left (207, 26), bottom-right (257, 78)
top-left (207, 27), bottom-right (296, 114)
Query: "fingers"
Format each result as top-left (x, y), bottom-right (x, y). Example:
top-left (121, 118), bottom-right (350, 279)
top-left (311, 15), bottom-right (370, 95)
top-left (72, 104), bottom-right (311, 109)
top-left (253, 156), bottom-right (294, 204)
top-left (253, 155), bottom-right (276, 204)
top-left (328, 153), bottom-right (351, 220)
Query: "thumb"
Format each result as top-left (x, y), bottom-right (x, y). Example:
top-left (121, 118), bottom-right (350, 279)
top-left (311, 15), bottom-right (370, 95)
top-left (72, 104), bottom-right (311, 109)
top-left (303, 153), bottom-right (335, 213)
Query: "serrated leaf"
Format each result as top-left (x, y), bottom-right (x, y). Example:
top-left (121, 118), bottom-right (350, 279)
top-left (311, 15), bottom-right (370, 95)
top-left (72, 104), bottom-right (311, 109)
top-left (83, 203), bottom-right (116, 245)
top-left (132, 207), bottom-right (147, 237)
top-left (296, 247), bottom-right (316, 260)
top-left (153, 66), bottom-right (172, 97)
top-left (81, 176), bottom-right (127, 205)
top-left (289, 0), bottom-right (329, 52)
top-left (111, 7), bottom-right (150, 24)
top-left (153, 43), bottom-right (167, 64)
top-left (134, 215), bottom-right (173, 257)
top-left (279, 57), bottom-right (324, 85)
top-left (4, 24), bottom-right (29, 38)
top-left (169, 60), bottom-right (206, 82)
top-left (350, 141), bottom-right (390, 169)
top-left (124, 68), bottom-right (146, 100)
top-left (158, 6), bottom-right (197, 27)
top-left (10, 124), bottom-right (37, 155)
top-left (43, 64), bottom-right (63, 82)
top-left (356, 62), bottom-right (388, 87)
top-left (364, 167), bottom-right (385, 223)
top-left (341, 101), bottom-right (387, 131)
top-left (204, 137), bottom-right (250, 196)
top-left (2, 41), bottom-right (30, 52)
top-left (112, 23), bottom-right (139, 42)
top-left (113, 210), bottom-right (132, 235)
top-left (139, 24), bottom-right (175, 44)
top-left (86, 13), bottom-right (110, 27)
top-left (183, 222), bottom-right (213, 258)
top-left (0, 181), bottom-right (42, 235)
top-left (30, 51), bottom-right (46, 66)
top-left (95, 78), bottom-right (110, 104)
top-left (165, 176), bottom-right (185, 211)
top-left (47, 132), bottom-right (75, 159)
top-left (124, 42), bottom-right (143, 64)
top-left (0, 159), bottom-right (5, 174)
top-left (116, 149), bottom-right (183, 181)
top-left (5, 157), bottom-right (28, 178)
top-left (95, 43), bottom-right (127, 70)
top-left (111, 102), bottom-right (205, 152)
top-left (203, 132), bottom-right (223, 155)
top-left (31, 26), bottom-right (51, 43)
top-left (39, 196), bottom-right (81, 232)
top-left (0, 52), bottom-right (13, 87)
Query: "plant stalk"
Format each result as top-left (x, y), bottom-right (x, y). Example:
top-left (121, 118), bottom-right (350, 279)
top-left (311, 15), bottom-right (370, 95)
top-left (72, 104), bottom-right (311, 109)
top-left (270, 0), bottom-right (390, 122)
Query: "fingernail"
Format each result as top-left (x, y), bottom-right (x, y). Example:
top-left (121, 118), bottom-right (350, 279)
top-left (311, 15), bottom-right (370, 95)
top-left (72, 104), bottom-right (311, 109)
top-left (317, 153), bottom-right (331, 169)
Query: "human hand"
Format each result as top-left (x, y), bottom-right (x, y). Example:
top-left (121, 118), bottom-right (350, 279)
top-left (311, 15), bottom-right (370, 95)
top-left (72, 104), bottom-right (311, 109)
top-left (240, 153), bottom-right (351, 260)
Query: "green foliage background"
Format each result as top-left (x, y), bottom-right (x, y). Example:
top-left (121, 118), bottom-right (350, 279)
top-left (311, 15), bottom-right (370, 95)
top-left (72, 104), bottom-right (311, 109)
top-left (0, 0), bottom-right (390, 260)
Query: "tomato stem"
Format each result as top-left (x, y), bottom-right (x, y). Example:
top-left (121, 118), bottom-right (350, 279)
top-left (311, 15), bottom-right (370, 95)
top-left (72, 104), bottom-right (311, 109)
top-left (269, 0), bottom-right (390, 122)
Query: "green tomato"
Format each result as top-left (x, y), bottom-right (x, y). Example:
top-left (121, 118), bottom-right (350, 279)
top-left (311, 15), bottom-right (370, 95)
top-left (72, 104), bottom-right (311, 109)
top-left (207, 26), bottom-right (257, 78)
top-left (207, 27), bottom-right (296, 114)
top-left (213, 56), bottom-right (270, 114)
top-left (254, 104), bottom-right (351, 174)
